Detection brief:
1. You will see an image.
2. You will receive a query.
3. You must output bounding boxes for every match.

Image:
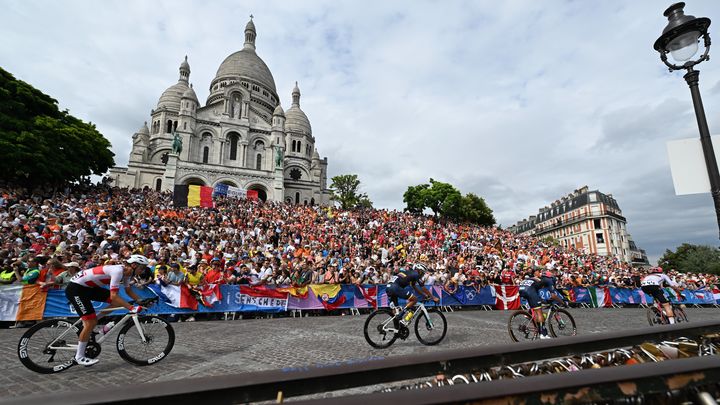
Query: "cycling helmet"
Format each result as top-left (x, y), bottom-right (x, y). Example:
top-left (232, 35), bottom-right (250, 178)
top-left (127, 254), bottom-right (150, 266)
top-left (419, 254), bottom-right (429, 262)
top-left (541, 270), bottom-right (553, 278)
top-left (414, 263), bottom-right (429, 276)
top-left (651, 266), bottom-right (663, 273)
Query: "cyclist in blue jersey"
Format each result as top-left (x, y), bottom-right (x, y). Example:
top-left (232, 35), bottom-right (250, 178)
top-left (386, 255), bottom-right (439, 325)
top-left (519, 267), bottom-right (562, 339)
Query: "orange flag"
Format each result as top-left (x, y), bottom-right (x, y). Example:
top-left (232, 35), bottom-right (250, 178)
top-left (16, 285), bottom-right (47, 321)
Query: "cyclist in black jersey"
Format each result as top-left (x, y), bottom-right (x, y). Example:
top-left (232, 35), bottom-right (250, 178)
top-left (519, 267), bottom-right (562, 339)
top-left (386, 257), bottom-right (439, 323)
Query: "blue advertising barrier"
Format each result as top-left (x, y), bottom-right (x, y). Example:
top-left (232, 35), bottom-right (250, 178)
top-left (37, 284), bottom-right (720, 319)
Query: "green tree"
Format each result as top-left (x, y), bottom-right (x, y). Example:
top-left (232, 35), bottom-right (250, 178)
top-left (425, 178), bottom-right (461, 216)
top-left (659, 243), bottom-right (720, 274)
top-left (459, 193), bottom-right (495, 226)
top-left (0, 67), bottom-right (114, 189)
top-left (329, 174), bottom-right (372, 209)
top-left (402, 179), bottom-right (495, 226)
top-left (402, 183), bottom-right (429, 214)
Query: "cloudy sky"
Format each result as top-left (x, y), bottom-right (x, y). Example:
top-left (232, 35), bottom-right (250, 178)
top-left (3, 0), bottom-right (720, 263)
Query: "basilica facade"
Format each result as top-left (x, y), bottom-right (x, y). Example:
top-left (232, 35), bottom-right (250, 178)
top-left (109, 18), bottom-right (331, 205)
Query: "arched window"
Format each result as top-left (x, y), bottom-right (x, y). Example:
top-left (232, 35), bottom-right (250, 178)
top-left (166, 120), bottom-right (172, 133)
top-left (203, 147), bottom-right (209, 164)
top-left (229, 134), bottom-right (239, 160)
top-left (256, 153), bottom-right (262, 170)
top-left (310, 198), bottom-right (315, 206)
top-left (155, 178), bottom-right (162, 191)
top-left (292, 140), bottom-right (296, 152)
top-left (173, 121), bottom-right (178, 131)
top-left (295, 192), bottom-right (300, 204)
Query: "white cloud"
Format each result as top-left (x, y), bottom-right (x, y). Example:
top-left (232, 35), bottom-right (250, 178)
top-left (2, 0), bottom-right (720, 263)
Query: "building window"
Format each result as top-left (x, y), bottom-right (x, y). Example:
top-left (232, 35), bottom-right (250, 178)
top-left (256, 153), bottom-right (262, 170)
top-left (596, 233), bottom-right (604, 244)
top-left (295, 192), bottom-right (300, 204)
top-left (203, 147), bottom-right (209, 164)
top-left (229, 134), bottom-right (239, 160)
top-left (183, 122), bottom-right (187, 130)
top-left (589, 192), bottom-right (597, 202)
top-left (166, 120), bottom-right (172, 133)
top-left (593, 219), bottom-right (601, 229)
top-left (155, 178), bottom-right (162, 191)
top-left (290, 168), bottom-right (301, 181)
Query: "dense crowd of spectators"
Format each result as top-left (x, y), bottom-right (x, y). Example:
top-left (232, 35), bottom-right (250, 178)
top-left (1, 186), bottom-right (718, 296)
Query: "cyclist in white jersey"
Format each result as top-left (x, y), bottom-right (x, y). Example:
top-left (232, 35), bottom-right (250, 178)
top-left (65, 254), bottom-right (150, 366)
top-left (641, 267), bottom-right (680, 324)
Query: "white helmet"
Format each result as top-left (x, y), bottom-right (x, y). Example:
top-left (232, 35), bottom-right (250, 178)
top-left (127, 254), bottom-right (150, 266)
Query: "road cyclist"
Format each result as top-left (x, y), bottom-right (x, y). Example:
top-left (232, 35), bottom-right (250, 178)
top-left (64, 254), bottom-right (151, 366)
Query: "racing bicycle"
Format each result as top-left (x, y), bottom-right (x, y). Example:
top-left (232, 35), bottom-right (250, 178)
top-left (364, 299), bottom-right (447, 348)
top-left (507, 300), bottom-right (577, 342)
top-left (647, 298), bottom-right (689, 326)
top-left (18, 298), bottom-right (174, 374)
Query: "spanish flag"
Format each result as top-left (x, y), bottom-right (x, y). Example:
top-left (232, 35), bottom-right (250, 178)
top-left (173, 185), bottom-right (214, 208)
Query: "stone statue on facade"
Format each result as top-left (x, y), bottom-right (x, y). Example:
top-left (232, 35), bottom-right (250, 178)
top-left (274, 145), bottom-right (283, 168)
top-left (233, 95), bottom-right (242, 118)
top-left (171, 131), bottom-right (183, 154)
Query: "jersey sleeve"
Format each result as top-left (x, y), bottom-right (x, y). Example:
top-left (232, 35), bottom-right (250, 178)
top-left (662, 274), bottom-right (678, 287)
top-left (108, 265), bottom-right (125, 292)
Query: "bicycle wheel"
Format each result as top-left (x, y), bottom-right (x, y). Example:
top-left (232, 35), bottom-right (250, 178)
top-left (507, 311), bottom-right (537, 342)
top-left (18, 319), bottom-right (79, 374)
top-left (363, 309), bottom-right (399, 349)
top-left (646, 307), bottom-right (663, 326)
top-left (117, 316), bottom-right (175, 366)
top-left (674, 306), bottom-right (689, 323)
top-left (414, 308), bottom-right (447, 346)
top-left (547, 309), bottom-right (577, 338)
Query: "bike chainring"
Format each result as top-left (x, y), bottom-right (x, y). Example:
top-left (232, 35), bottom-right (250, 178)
top-left (85, 342), bottom-right (102, 359)
top-left (398, 326), bottom-right (410, 340)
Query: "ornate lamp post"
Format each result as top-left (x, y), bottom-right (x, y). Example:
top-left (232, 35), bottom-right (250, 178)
top-left (654, 2), bottom-right (720, 238)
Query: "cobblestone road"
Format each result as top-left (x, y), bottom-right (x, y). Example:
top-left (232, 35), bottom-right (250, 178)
top-left (1, 308), bottom-right (718, 400)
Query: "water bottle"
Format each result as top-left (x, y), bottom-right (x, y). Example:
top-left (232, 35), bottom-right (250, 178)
top-left (403, 310), bottom-right (414, 323)
top-left (99, 321), bottom-right (115, 336)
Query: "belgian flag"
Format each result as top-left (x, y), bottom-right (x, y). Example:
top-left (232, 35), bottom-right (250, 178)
top-left (173, 185), bottom-right (214, 208)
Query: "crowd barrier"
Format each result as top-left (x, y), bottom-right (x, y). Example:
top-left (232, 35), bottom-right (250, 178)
top-left (0, 283), bottom-right (718, 321)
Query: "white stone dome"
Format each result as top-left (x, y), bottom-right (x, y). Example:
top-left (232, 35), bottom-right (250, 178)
top-left (182, 85), bottom-right (198, 103)
top-left (214, 49), bottom-right (276, 92)
top-left (157, 82), bottom-right (189, 110)
top-left (285, 106), bottom-right (311, 134)
top-left (285, 82), bottom-right (311, 134)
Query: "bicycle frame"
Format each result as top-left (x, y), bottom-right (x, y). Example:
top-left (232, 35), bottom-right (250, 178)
top-left (381, 302), bottom-right (433, 333)
top-left (45, 307), bottom-right (147, 352)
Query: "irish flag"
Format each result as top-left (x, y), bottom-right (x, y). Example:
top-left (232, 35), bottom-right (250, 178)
top-left (589, 286), bottom-right (612, 308)
top-left (0, 285), bottom-right (47, 321)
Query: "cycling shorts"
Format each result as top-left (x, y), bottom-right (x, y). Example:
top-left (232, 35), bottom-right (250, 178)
top-left (66, 282), bottom-right (111, 320)
top-left (641, 285), bottom-right (668, 304)
top-left (520, 288), bottom-right (541, 308)
top-left (386, 283), bottom-right (414, 305)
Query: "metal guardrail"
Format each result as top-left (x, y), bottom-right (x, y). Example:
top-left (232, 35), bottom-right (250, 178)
top-left (291, 356), bottom-right (720, 404)
top-left (5, 320), bottom-right (720, 405)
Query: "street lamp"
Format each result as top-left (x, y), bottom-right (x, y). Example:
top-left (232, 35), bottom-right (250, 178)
top-left (654, 2), bottom-right (720, 238)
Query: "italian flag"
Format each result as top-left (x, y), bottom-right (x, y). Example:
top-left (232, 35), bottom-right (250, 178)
top-left (589, 286), bottom-right (612, 308)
